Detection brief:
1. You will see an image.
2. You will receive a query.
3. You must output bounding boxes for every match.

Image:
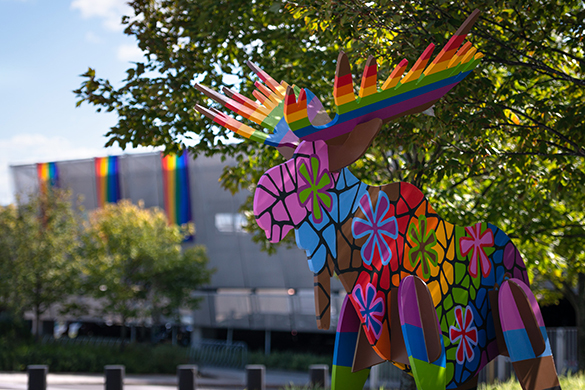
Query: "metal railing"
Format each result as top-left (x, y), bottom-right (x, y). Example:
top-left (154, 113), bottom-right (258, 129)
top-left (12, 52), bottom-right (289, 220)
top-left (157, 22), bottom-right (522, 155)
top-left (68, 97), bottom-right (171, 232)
top-left (189, 338), bottom-right (248, 369)
top-left (42, 335), bottom-right (124, 347)
top-left (478, 327), bottom-right (578, 384)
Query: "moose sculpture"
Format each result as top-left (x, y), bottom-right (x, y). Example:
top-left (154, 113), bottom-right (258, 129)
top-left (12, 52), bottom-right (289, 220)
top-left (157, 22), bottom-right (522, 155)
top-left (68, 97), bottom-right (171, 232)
top-left (195, 10), bottom-right (561, 390)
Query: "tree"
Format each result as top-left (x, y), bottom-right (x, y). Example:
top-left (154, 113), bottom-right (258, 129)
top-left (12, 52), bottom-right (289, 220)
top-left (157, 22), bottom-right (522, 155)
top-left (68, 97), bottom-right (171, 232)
top-left (0, 189), bottom-right (82, 338)
top-left (75, 0), bottom-right (585, 368)
top-left (80, 200), bottom-right (212, 340)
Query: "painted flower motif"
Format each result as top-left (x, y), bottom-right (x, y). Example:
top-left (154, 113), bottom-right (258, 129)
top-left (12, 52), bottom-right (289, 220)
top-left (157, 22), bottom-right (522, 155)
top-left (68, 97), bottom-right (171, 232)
top-left (408, 215), bottom-right (438, 279)
top-left (352, 191), bottom-right (398, 267)
top-left (352, 283), bottom-right (385, 340)
top-left (459, 223), bottom-right (494, 278)
top-left (449, 305), bottom-right (478, 364)
top-left (297, 154), bottom-right (333, 223)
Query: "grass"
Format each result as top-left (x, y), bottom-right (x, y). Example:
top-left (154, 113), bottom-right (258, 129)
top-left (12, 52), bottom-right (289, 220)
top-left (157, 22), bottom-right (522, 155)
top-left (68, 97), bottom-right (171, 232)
top-left (278, 372), bottom-right (585, 390)
top-left (478, 372), bottom-right (585, 390)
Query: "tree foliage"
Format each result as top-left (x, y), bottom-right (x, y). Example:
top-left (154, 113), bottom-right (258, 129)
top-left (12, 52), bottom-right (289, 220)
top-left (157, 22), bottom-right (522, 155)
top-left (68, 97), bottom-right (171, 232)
top-left (80, 200), bottom-right (212, 335)
top-left (75, 0), bottom-right (584, 367)
top-left (0, 189), bottom-right (82, 337)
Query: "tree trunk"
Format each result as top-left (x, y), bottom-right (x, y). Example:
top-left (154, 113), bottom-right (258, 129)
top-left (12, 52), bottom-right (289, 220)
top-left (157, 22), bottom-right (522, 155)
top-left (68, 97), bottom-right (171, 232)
top-left (34, 303), bottom-right (41, 341)
top-left (120, 317), bottom-right (128, 351)
top-left (400, 371), bottom-right (416, 390)
top-left (577, 273), bottom-right (585, 372)
top-left (120, 321), bottom-right (127, 340)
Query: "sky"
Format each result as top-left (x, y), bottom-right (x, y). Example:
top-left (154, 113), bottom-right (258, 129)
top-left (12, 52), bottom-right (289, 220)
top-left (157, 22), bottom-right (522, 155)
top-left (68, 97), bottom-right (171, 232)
top-left (0, 0), bottom-right (158, 205)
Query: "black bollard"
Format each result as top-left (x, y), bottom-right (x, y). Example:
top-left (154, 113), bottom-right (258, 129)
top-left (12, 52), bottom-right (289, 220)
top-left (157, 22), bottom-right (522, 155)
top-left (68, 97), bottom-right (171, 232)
top-left (177, 364), bottom-right (198, 390)
top-left (246, 364), bottom-right (266, 390)
top-left (309, 364), bottom-right (329, 388)
top-left (27, 365), bottom-right (48, 390)
top-left (104, 365), bottom-right (125, 390)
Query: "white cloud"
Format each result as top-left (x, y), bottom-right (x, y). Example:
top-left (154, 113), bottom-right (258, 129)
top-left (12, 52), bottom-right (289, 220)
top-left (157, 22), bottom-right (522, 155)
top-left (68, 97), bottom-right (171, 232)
top-left (117, 43), bottom-right (144, 62)
top-left (70, 0), bottom-right (132, 32)
top-left (85, 31), bottom-right (103, 44)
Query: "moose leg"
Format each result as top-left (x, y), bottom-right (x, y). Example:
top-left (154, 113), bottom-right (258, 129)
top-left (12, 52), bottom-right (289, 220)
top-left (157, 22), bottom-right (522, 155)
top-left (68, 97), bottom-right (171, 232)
top-left (498, 278), bottom-right (561, 390)
top-left (397, 276), bottom-right (447, 390)
top-left (331, 295), bottom-right (370, 390)
top-left (454, 376), bottom-right (478, 390)
top-left (314, 257), bottom-right (334, 330)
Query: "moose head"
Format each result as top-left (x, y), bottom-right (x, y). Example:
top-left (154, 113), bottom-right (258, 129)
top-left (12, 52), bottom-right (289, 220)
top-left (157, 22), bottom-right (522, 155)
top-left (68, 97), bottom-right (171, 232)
top-left (196, 9), bottom-right (483, 273)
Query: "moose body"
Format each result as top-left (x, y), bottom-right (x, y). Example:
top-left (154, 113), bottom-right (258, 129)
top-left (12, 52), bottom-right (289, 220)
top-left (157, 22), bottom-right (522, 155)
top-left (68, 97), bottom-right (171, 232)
top-left (195, 9), bottom-right (561, 389)
top-left (254, 138), bottom-right (533, 389)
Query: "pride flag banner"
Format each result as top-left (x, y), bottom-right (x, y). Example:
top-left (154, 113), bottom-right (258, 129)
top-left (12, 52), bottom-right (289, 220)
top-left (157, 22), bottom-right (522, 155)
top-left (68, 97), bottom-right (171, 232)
top-left (94, 156), bottom-right (121, 207)
top-left (37, 162), bottom-right (59, 192)
top-left (161, 152), bottom-right (192, 227)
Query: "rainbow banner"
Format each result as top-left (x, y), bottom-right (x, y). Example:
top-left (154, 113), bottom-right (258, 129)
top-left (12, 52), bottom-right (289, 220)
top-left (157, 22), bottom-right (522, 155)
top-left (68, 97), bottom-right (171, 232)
top-left (161, 152), bottom-right (192, 227)
top-left (94, 156), bottom-right (121, 207)
top-left (37, 162), bottom-right (59, 192)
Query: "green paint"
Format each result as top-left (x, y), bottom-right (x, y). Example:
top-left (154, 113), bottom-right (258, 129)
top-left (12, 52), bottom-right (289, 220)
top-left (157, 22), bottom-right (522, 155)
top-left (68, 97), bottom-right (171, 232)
top-left (443, 295), bottom-right (453, 311)
top-left (455, 262), bottom-right (467, 283)
top-left (250, 131), bottom-right (268, 143)
top-left (453, 287), bottom-right (469, 305)
top-left (331, 365), bottom-right (370, 390)
top-left (289, 116), bottom-right (312, 131)
top-left (409, 357), bottom-right (447, 390)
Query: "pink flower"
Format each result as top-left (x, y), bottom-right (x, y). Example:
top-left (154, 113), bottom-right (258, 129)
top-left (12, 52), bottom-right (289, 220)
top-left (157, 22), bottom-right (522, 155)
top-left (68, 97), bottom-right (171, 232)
top-left (459, 223), bottom-right (494, 278)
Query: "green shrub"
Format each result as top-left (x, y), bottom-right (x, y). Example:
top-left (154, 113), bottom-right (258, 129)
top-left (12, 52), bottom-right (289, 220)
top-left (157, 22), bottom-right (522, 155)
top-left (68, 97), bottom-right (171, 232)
top-left (0, 342), bottom-right (190, 373)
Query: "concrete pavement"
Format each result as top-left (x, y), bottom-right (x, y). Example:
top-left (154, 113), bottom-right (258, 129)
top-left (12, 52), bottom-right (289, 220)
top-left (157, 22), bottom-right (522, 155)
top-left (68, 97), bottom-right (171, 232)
top-left (0, 366), bottom-right (316, 390)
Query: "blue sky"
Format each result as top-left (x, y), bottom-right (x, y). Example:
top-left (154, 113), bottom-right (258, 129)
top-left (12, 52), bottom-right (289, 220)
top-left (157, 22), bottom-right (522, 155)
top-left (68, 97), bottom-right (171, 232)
top-left (0, 0), bottom-right (157, 204)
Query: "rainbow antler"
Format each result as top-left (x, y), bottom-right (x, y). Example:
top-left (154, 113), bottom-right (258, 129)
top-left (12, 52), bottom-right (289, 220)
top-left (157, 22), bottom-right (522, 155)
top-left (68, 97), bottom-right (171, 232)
top-left (284, 10), bottom-right (483, 141)
top-left (194, 62), bottom-right (299, 149)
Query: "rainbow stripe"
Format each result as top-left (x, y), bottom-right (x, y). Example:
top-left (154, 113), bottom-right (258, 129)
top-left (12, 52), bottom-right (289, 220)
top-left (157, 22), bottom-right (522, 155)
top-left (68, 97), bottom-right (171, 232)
top-left (284, 88), bottom-right (310, 131)
top-left (382, 59), bottom-right (409, 90)
top-left (94, 156), bottom-right (120, 207)
top-left (358, 56), bottom-right (378, 99)
top-left (400, 43), bottom-right (435, 84)
top-left (161, 153), bottom-right (192, 227)
top-left (193, 61), bottom-right (299, 149)
top-left (37, 162), bottom-right (59, 191)
top-left (424, 10), bottom-right (481, 76)
top-left (332, 296), bottom-right (371, 389)
top-left (333, 52), bottom-right (356, 113)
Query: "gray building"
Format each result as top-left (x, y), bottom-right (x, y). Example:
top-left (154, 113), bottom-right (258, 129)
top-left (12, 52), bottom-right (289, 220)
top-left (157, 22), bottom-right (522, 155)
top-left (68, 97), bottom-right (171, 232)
top-left (10, 151), bottom-right (346, 341)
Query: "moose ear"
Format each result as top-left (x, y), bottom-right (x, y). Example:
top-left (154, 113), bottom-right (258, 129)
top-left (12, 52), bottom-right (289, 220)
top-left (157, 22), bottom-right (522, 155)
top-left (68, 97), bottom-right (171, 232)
top-left (326, 118), bottom-right (383, 172)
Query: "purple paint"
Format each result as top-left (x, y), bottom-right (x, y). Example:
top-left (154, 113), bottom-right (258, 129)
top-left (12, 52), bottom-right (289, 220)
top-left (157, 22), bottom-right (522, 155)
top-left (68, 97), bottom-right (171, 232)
top-left (302, 83), bottom-right (457, 141)
top-left (397, 276), bottom-right (422, 328)
top-left (503, 242), bottom-right (518, 269)
top-left (498, 281), bottom-right (525, 331)
top-left (509, 278), bottom-right (545, 328)
top-left (338, 293), bottom-right (361, 333)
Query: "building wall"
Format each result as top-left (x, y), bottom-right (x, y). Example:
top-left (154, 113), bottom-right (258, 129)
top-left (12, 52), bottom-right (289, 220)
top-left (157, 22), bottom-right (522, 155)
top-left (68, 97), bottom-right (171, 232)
top-left (10, 152), bottom-right (344, 333)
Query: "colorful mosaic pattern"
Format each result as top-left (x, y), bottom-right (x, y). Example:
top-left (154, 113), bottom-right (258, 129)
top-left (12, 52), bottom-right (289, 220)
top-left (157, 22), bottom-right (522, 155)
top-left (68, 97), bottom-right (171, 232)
top-left (250, 134), bottom-right (531, 388)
